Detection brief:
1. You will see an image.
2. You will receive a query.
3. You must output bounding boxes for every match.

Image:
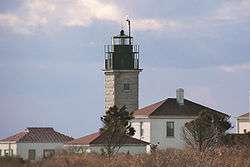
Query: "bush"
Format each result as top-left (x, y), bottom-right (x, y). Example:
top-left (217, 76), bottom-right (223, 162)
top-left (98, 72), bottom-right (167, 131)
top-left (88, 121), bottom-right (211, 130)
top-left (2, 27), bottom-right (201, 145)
top-left (223, 133), bottom-right (250, 146)
top-left (1, 147), bottom-right (250, 167)
top-left (0, 156), bottom-right (27, 167)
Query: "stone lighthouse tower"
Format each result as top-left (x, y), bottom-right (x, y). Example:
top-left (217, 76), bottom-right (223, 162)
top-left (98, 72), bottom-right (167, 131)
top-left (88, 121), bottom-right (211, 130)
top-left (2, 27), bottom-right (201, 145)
top-left (104, 21), bottom-right (142, 113)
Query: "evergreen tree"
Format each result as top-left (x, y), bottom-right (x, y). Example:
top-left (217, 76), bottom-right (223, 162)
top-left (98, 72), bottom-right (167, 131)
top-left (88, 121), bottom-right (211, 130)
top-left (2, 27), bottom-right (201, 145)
top-left (100, 105), bottom-right (135, 156)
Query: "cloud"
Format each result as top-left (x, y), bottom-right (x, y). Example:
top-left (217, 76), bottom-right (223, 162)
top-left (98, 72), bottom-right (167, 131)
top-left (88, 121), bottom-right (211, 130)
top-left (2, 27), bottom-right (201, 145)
top-left (133, 18), bottom-right (181, 31)
top-left (0, 0), bottom-right (180, 34)
top-left (220, 63), bottom-right (250, 73)
top-left (211, 1), bottom-right (250, 23)
top-left (0, 0), bottom-right (123, 34)
top-left (61, 0), bottom-right (122, 27)
top-left (0, 0), bottom-right (249, 35)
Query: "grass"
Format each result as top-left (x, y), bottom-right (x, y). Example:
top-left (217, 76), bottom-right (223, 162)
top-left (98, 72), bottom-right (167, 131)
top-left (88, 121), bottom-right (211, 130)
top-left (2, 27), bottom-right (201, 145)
top-left (1, 146), bottom-right (250, 167)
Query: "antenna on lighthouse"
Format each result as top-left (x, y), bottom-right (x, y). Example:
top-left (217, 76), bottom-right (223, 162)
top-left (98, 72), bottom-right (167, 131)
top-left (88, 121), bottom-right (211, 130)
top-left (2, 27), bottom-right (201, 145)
top-left (126, 16), bottom-right (131, 45)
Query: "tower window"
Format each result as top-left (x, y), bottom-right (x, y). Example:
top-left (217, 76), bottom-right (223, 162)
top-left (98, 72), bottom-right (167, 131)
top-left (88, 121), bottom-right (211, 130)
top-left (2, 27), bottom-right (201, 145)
top-left (124, 83), bottom-right (130, 90)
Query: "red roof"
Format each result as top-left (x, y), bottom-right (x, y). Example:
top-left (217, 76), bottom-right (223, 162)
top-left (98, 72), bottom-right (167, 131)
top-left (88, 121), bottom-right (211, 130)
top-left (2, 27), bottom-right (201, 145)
top-left (134, 98), bottom-right (228, 117)
top-left (0, 131), bottom-right (27, 142)
top-left (134, 100), bottom-right (166, 116)
top-left (67, 132), bottom-right (100, 145)
top-left (0, 127), bottom-right (74, 143)
top-left (66, 132), bottom-right (149, 145)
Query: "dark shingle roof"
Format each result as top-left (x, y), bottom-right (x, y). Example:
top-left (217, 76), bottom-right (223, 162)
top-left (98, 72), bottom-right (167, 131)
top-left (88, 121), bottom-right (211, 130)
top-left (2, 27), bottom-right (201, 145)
top-left (134, 98), bottom-right (227, 117)
top-left (0, 127), bottom-right (74, 143)
top-left (66, 132), bottom-right (149, 146)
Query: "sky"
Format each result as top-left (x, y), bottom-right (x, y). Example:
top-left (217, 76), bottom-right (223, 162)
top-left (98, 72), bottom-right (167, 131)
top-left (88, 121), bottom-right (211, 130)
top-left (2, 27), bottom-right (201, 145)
top-left (0, 0), bottom-right (249, 138)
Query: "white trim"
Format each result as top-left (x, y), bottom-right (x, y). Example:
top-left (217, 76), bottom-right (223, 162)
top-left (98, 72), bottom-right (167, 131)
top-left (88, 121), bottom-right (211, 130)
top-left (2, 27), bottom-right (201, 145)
top-left (237, 117), bottom-right (249, 121)
top-left (149, 115), bottom-right (198, 119)
top-left (0, 141), bottom-right (16, 144)
top-left (103, 69), bottom-right (142, 73)
top-left (134, 116), bottom-right (149, 119)
top-left (64, 144), bottom-right (90, 147)
top-left (65, 144), bottom-right (148, 147)
top-left (134, 115), bottom-right (198, 119)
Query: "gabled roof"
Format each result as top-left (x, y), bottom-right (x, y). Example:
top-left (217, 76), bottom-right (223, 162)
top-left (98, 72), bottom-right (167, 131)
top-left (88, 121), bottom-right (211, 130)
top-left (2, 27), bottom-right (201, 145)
top-left (133, 100), bottom-right (165, 116)
top-left (66, 132), bottom-right (149, 146)
top-left (237, 112), bottom-right (249, 119)
top-left (67, 132), bottom-right (100, 145)
top-left (134, 98), bottom-right (227, 117)
top-left (0, 131), bottom-right (27, 142)
top-left (0, 127), bottom-right (74, 143)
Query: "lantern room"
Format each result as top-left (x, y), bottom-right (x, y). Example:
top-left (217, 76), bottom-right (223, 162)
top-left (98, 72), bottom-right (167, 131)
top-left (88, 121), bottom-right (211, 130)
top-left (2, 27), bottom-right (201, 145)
top-left (104, 29), bottom-right (140, 70)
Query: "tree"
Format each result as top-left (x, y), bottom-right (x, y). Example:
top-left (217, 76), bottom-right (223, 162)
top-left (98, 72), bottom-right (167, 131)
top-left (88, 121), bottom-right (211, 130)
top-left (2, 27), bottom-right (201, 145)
top-left (100, 105), bottom-right (135, 157)
top-left (183, 109), bottom-right (232, 151)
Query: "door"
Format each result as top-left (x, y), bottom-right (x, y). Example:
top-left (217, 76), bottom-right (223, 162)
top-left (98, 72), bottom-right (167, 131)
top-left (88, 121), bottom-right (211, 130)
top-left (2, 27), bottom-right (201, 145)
top-left (28, 149), bottom-right (36, 160)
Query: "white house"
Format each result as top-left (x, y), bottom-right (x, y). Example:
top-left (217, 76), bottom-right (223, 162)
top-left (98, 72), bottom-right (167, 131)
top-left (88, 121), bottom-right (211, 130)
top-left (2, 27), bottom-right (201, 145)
top-left (0, 127), bottom-right (73, 160)
top-left (64, 132), bottom-right (150, 154)
top-left (132, 88), bottom-right (228, 150)
top-left (236, 113), bottom-right (250, 133)
top-left (236, 91), bottom-right (250, 133)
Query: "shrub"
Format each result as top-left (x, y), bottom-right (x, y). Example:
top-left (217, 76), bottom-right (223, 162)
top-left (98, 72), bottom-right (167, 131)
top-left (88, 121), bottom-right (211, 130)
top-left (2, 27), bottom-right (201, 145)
top-left (1, 147), bottom-right (250, 167)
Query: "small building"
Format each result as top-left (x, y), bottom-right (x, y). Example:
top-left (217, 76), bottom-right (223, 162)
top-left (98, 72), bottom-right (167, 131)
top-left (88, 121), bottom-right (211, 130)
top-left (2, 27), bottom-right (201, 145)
top-left (64, 132), bottom-right (150, 154)
top-left (0, 127), bottom-right (73, 160)
top-left (132, 88), bottom-right (228, 149)
top-left (236, 91), bottom-right (250, 134)
top-left (236, 113), bottom-right (250, 133)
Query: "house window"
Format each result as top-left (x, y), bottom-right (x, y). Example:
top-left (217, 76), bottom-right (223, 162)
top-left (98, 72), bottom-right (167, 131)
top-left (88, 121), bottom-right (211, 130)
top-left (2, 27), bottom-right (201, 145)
top-left (4, 149), bottom-right (13, 156)
top-left (244, 129), bottom-right (247, 133)
top-left (124, 83), bottom-right (130, 91)
top-left (28, 149), bottom-right (36, 160)
top-left (43, 149), bottom-right (55, 158)
top-left (0, 149), bottom-right (2, 156)
top-left (166, 122), bottom-right (174, 137)
top-left (140, 122), bottom-right (144, 137)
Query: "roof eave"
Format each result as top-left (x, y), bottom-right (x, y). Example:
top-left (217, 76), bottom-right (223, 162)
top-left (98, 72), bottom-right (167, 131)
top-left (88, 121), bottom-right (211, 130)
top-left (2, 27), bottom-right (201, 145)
top-left (149, 115), bottom-right (198, 119)
top-left (133, 115), bottom-right (149, 119)
top-left (0, 141), bottom-right (17, 144)
top-left (64, 144), bottom-right (90, 147)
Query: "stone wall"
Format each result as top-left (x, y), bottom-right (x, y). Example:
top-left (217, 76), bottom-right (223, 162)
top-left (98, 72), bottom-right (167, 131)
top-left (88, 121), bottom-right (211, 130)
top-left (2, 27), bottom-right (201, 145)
top-left (104, 73), bottom-right (116, 111)
top-left (104, 70), bottom-right (141, 113)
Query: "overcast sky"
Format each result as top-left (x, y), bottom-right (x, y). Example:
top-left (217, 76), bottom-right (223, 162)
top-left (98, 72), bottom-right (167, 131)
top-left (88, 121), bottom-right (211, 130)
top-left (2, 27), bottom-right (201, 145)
top-left (0, 0), bottom-right (249, 138)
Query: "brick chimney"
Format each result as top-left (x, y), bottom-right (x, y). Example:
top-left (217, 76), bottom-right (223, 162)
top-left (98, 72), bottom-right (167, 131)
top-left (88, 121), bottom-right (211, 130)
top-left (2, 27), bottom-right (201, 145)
top-left (176, 88), bottom-right (184, 105)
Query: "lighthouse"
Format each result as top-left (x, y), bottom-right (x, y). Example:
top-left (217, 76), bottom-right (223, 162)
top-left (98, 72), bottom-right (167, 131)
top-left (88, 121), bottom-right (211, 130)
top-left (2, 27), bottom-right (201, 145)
top-left (103, 21), bottom-right (142, 113)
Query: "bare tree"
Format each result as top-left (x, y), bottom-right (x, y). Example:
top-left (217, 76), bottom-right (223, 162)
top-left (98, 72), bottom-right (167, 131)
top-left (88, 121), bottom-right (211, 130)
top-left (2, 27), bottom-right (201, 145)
top-left (183, 109), bottom-right (231, 151)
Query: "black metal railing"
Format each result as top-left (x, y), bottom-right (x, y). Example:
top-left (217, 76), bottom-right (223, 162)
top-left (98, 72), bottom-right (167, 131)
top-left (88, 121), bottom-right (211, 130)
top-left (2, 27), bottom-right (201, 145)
top-left (104, 45), bottom-right (140, 70)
